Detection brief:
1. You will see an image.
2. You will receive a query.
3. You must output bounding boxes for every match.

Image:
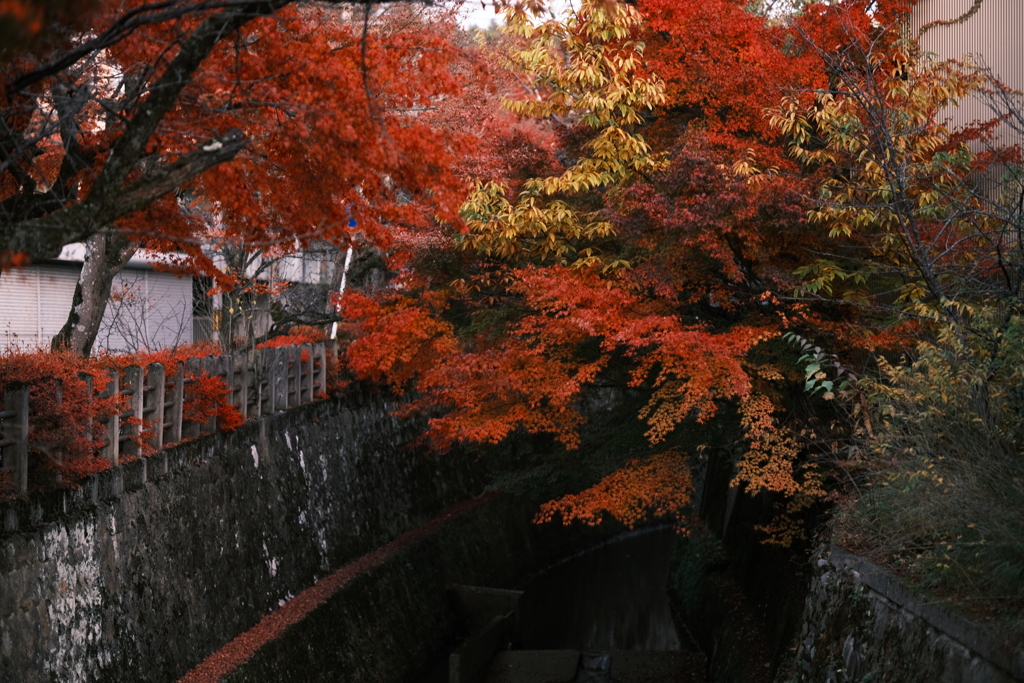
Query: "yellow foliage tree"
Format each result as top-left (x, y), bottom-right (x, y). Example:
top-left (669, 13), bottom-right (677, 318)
top-left (769, 46), bottom-right (995, 330)
top-left (459, 0), bottom-right (667, 267)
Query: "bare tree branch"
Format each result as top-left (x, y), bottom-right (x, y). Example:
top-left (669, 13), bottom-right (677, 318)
top-left (0, 129), bottom-right (246, 257)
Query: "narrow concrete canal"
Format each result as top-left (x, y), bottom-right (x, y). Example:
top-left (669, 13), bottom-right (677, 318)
top-left (517, 526), bottom-right (685, 652)
top-left (435, 526), bottom-right (706, 682)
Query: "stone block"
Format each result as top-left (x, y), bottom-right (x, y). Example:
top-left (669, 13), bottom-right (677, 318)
top-left (3, 507), bottom-right (18, 534)
top-left (122, 459), bottom-right (146, 491)
top-left (28, 502), bottom-right (42, 528)
top-left (0, 541), bottom-right (14, 575)
top-left (796, 548), bottom-right (1024, 683)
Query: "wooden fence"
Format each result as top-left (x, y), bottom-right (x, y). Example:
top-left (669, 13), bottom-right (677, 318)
top-left (0, 342), bottom-right (330, 495)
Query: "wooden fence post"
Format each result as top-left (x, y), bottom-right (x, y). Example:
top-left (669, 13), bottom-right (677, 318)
top-left (144, 363), bottom-right (166, 452)
top-left (99, 369), bottom-right (120, 465)
top-left (221, 352), bottom-right (234, 412)
top-left (272, 348), bottom-right (288, 412)
top-left (79, 373), bottom-right (94, 449)
top-left (164, 362), bottom-right (184, 446)
top-left (237, 352), bottom-right (251, 420)
top-left (301, 343), bottom-right (314, 404)
top-left (287, 346), bottom-right (300, 408)
top-left (257, 349), bottom-right (272, 416)
top-left (51, 379), bottom-right (64, 480)
top-left (314, 342), bottom-right (327, 398)
top-left (279, 347), bottom-right (290, 409)
top-left (294, 345), bottom-right (303, 405)
top-left (249, 350), bottom-right (263, 418)
top-left (120, 365), bottom-right (144, 457)
top-left (265, 348), bottom-right (278, 412)
top-left (224, 353), bottom-right (242, 414)
top-left (200, 355), bottom-right (221, 434)
top-left (0, 384), bottom-right (29, 494)
top-left (182, 357), bottom-right (202, 440)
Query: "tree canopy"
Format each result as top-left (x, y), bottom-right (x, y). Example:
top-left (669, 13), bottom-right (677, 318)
top-left (339, 0), bottom-right (877, 530)
top-left (6, 0), bottom-right (1021, 550)
top-left (0, 0), bottom-right (476, 268)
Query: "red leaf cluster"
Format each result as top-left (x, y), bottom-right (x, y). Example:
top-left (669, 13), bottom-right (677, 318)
top-left (535, 449), bottom-right (694, 530)
top-left (338, 1), bottom-right (920, 533)
top-left (0, 340), bottom-right (297, 498)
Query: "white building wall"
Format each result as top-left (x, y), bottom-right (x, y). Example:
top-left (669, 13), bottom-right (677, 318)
top-left (0, 264), bottom-right (193, 354)
top-left (910, 0), bottom-right (1022, 87)
top-left (95, 269), bottom-right (194, 354)
top-left (909, 0), bottom-right (1024, 149)
top-left (0, 265), bottom-right (80, 351)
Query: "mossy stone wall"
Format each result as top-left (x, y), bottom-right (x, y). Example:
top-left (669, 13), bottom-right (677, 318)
top-left (225, 494), bottom-right (616, 683)
top-left (793, 547), bottom-right (1024, 683)
top-left (0, 387), bottom-right (488, 683)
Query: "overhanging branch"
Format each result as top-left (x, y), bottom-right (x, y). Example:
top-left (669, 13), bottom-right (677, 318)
top-left (115, 128), bottom-right (247, 219)
top-left (0, 129), bottom-right (246, 259)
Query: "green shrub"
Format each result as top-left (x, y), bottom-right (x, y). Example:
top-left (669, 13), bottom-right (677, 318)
top-left (842, 312), bottom-right (1024, 630)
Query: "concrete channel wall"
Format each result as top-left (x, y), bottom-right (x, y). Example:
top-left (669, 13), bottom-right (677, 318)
top-left (0, 387), bottom-right (489, 683)
top-left (221, 493), bottom-right (622, 683)
top-left (794, 547), bottom-right (1024, 683)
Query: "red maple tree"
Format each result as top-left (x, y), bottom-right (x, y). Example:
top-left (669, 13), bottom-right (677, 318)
top-left (2, 0), bottom-right (485, 354)
top-left (341, 0), bottom-right (918, 534)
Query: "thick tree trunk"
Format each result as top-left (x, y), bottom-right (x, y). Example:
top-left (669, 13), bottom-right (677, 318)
top-left (51, 232), bottom-right (138, 356)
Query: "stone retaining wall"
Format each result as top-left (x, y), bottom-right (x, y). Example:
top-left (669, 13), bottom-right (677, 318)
top-left (221, 493), bottom-right (618, 683)
top-left (0, 387), bottom-right (488, 683)
top-left (794, 547), bottom-right (1024, 683)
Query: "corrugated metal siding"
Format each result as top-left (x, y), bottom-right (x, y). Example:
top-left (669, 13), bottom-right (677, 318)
top-left (0, 268), bottom-right (42, 350)
top-left (908, 0), bottom-right (1024, 151)
top-left (144, 272), bottom-right (193, 350)
top-left (0, 264), bottom-right (193, 354)
top-left (0, 265), bottom-right (79, 351)
top-left (38, 265), bottom-right (81, 343)
top-left (97, 269), bottom-right (193, 353)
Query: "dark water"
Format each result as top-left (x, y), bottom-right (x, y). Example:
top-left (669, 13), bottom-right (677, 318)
top-left (517, 526), bottom-right (684, 652)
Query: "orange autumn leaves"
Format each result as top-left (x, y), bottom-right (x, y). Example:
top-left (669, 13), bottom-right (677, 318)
top-left (1, 1), bottom-right (479, 287)
top-left (338, 1), bottom-right (911, 538)
top-left (184, 4), bottom-right (474, 253)
top-left (344, 265), bottom-right (775, 451)
top-left (0, 0), bottom-right (903, 538)
top-left (536, 449), bottom-right (694, 531)
top-left (734, 393), bottom-right (820, 500)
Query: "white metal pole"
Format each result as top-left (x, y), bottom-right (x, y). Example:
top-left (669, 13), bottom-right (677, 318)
top-left (330, 246), bottom-right (355, 340)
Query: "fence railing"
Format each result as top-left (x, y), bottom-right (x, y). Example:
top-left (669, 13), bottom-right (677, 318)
top-left (0, 342), bottom-right (330, 495)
